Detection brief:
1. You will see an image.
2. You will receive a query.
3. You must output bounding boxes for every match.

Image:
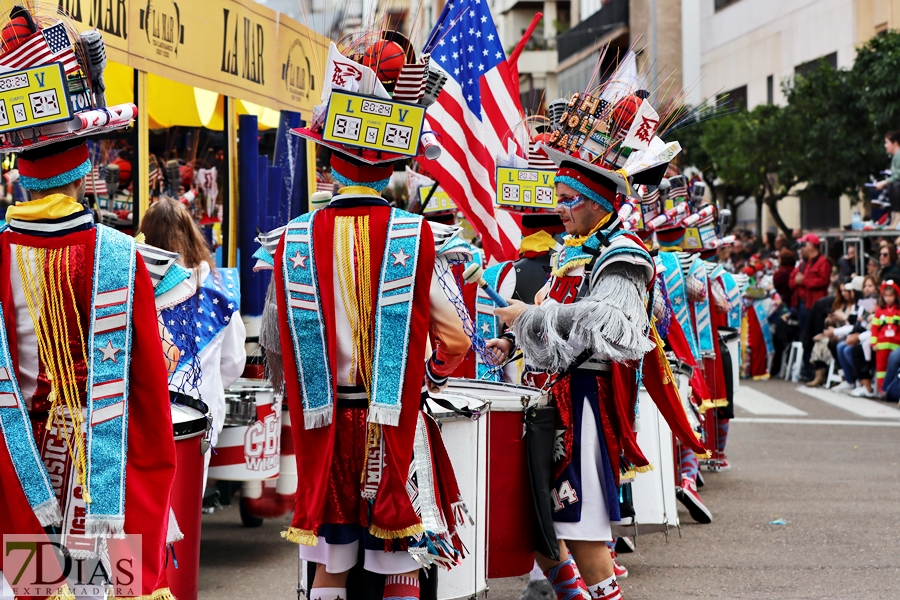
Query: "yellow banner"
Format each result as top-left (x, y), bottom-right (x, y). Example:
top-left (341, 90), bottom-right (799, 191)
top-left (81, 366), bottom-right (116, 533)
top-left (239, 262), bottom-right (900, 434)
top-left (0, 64), bottom-right (71, 133)
top-left (323, 91), bottom-right (425, 156)
top-left (60, 0), bottom-right (329, 117)
top-left (496, 167), bottom-right (557, 209)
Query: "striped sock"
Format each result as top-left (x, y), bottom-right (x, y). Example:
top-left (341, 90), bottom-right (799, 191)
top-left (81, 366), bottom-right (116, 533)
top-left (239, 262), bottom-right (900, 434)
top-left (680, 445), bottom-right (699, 481)
top-left (716, 419), bottom-right (730, 452)
top-left (310, 588), bottom-right (347, 600)
top-left (587, 575), bottom-right (621, 600)
top-left (383, 575), bottom-right (419, 600)
top-left (544, 558), bottom-right (589, 599)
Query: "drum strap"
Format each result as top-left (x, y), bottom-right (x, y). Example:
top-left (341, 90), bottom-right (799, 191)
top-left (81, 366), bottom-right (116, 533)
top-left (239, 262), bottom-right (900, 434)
top-left (425, 397), bottom-right (475, 419)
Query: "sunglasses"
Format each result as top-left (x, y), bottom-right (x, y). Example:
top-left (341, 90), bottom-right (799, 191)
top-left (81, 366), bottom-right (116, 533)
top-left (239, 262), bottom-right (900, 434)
top-left (882, 252), bottom-right (891, 257)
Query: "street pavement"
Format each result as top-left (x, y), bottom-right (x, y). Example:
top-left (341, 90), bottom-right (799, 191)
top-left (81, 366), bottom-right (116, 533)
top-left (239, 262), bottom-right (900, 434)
top-left (198, 378), bottom-right (900, 599)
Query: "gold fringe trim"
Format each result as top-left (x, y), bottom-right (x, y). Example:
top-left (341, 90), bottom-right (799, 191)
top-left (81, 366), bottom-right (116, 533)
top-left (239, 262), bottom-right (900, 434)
top-left (698, 398), bottom-right (728, 413)
top-left (694, 451), bottom-right (712, 459)
top-left (281, 527), bottom-right (318, 546)
top-left (368, 522), bottom-right (426, 540)
top-left (551, 256), bottom-right (592, 278)
top-left (752, 374), bottom-right (770, 381)
top-left (48, 584), bottom-right (75, 600)
top-left (621, 463), bottom-right (655, 479)
top-left (115, 588), bottom-right (176, 600)
top-left (633, 463), bottom-right (654, 474)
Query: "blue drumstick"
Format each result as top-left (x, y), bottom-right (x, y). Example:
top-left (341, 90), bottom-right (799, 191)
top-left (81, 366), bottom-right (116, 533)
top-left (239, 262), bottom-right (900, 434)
top-left (462, 264), bottom-right (509, 308)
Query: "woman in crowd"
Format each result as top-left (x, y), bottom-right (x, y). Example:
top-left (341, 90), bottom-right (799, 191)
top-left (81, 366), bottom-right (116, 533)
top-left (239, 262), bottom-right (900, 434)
top-left (877, 242), bottom-right (900, 283)
top-left (140, 198), bottom-right (247, 488)
top-left (808, 281), bottom-right (860, 387)
top-left (834, 276), bottom-right (880, 396)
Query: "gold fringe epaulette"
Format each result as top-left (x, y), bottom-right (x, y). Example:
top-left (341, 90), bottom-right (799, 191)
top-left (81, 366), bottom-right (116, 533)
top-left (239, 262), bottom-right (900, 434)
top-left (369, 522), bottom-right (426, 540)
top-left (551, 255), bottom-right (592, 278)
top-left (282, 527), bottom-right (318, 546)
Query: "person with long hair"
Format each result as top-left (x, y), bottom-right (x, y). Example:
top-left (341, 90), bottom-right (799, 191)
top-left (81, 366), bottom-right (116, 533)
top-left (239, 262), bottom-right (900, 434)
top-left (139, 197), bottom-right (247, 489)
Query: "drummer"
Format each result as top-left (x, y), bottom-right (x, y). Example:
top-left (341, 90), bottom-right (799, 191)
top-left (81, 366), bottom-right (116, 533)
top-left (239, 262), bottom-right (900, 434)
top-left (492, 86), bottom-right (713, 598)
top-left (139, 198), bottom-right (247, 492)
top-left (256, 36), bottom-right (471, 600)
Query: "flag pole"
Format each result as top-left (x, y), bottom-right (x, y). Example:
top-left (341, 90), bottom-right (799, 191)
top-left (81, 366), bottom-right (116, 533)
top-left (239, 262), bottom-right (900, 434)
top-left (508, 12), bottom-right (544, 68)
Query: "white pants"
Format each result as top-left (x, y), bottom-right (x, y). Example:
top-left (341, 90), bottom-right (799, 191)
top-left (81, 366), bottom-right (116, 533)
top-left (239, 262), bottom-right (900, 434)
top-left (552, 393), bottom-right (613, 543)
top-left (299, 536), bottom-right (420, 575)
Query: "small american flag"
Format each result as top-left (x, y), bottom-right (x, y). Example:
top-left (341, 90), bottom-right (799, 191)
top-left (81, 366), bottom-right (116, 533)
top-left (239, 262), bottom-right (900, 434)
top-left (84, 165), bottom-right (107, 195)
top-left (0, 22), bottom-right (79, 74)
top-left (392, 56), bottom-right (429, 103)
top-left (419, 0), bottom-right (524, 262)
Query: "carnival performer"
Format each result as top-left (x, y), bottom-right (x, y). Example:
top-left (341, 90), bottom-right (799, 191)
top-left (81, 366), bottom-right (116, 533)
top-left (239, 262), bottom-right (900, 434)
top-left (139, 198), bottom-right (247, 489)
top-left (258, 36), bottom-right (471, 600)
top-left (0, 6), bottom-right (177, 598)
top-left (493, 139), bottom-right (706, 599)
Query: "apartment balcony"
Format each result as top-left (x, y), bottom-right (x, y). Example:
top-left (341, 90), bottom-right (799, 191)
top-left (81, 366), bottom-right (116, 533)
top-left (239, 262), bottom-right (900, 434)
top-left (517, 49), bottom-right (559, 74)
top-left (556, 0), bottom-right (628, 67)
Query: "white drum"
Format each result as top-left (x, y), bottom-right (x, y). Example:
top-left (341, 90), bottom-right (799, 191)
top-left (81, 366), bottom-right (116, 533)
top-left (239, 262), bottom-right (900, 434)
top-left (445, 379), bottom-right (544, 579)
top-left (426, 390), bottom-right (489, 600)
top-left (208, 379), bottom-right (281, 481)
top-left (612, 386), bottom-right (679, 537)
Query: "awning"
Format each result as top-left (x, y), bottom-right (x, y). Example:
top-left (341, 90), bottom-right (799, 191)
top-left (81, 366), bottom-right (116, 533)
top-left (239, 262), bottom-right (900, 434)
top-left (105, 61), bottom-right (281, 131)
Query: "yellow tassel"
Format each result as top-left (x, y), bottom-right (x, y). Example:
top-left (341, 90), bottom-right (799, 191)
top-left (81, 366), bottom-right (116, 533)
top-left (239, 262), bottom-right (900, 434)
top-left (620, 469), bottom-right (636, 479)
top-left (694, 451), bottom-right (712, 459)
top-left (281, 527), bottom-right (318, 546)
top-left (614, 168), bottom-right (632, 196)
top-left (368, 522), bottom-right (426, 540)
top-left (752, 374), bottom-right (770, 381)
top-left (133, 232), bottom-right (146, 244)
top-left (633, 463), bottom-right (654, 474)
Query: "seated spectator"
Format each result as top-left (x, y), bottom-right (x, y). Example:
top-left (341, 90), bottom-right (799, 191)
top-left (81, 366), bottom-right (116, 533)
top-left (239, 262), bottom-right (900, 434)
top-left (838, 245), bottom-right (857, 279)
top-left (808, 282), bottom-right (859, 387)
top-left (834, 276), bottom-right (879, 396)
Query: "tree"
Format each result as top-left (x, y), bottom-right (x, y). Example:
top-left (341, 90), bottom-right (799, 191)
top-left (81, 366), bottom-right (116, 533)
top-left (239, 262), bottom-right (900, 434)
top-left (696, 104), bottom-right (793, 235)
top-left (853, 31), bottom-right (900, 136)
top-left (781, 60), bottom-right (880, 205)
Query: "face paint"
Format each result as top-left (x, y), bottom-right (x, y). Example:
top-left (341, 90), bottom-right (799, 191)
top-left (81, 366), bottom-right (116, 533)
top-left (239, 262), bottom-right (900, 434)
top-left (557, 194), bottom-right (584, 208)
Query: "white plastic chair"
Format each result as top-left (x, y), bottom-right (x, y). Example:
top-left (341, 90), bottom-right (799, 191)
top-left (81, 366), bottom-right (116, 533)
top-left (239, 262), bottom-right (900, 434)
top-left (825, 359), bottom-right (844, 389)
top-left (783, 341), bottom-right (804, 382)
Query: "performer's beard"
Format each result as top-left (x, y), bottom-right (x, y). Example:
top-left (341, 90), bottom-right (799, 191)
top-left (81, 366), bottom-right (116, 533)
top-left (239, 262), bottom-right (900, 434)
top-left (75, 178), bottom-right (86, 204)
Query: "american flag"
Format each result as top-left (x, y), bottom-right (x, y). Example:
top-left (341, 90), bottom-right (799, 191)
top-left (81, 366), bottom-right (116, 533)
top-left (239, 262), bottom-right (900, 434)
top-left (83, 165), bottom-right (108, 195)
top-left (0, 23), bottom-right (80, 74)
top-left (419, 0), bottom-right (523, 262)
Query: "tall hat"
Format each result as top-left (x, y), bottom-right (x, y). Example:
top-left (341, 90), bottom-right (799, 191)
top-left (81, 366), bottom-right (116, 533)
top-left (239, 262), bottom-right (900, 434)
top-left (537, 49), bottom-right (683, 214)
top-left (0, 5), bottom-right (136, 189)
top-left (0, 5), bottom-right (135, 156)
top-left (292, 31), bottom-right (446, 192)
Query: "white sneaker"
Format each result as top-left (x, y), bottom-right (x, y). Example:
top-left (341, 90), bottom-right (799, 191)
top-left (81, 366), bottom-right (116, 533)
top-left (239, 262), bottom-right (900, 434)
top-left (851, 386), bottom-right (876, 398)
top-left (831, 381), bottom-right (854, 392)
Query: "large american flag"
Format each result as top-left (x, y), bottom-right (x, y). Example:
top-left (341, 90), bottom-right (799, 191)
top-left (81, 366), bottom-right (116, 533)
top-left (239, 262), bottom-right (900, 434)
top-left (0, 23), bottom-right (80, 74)
top-left (420, 0), bottom-right (523, 262)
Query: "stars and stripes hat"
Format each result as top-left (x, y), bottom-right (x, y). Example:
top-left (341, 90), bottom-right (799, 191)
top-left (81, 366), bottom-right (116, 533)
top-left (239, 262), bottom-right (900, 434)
top-left (291, 32), bottom-right (441, 167)
top-left (0, 5), bottom-right (137, 153)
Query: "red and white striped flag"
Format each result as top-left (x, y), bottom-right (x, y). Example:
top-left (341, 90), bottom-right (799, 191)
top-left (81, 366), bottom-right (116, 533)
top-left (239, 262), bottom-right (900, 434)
top-left (418, 0), bottom-right (524, 262)
top-left (0, 23), bottom-right (80, 74)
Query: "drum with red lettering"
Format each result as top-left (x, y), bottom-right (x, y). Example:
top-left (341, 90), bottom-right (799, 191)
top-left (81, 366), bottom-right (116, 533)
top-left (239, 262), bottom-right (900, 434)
top-left (167, 403), bottom-right (209, 600)
top-left (208, 380), bottom-right (281, 481)
top-left (446, 379), bottom-right (544, 580)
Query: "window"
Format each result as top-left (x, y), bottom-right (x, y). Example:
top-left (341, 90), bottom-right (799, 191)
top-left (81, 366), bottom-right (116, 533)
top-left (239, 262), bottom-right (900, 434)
top-left (794, 52), bottom-right (837, 78)
top-left (715, 0), bottom-right (741, 10)
top-left (717, 85), bottom-right (747, 111)
top-left (766, 75), bottom-right (774, 105)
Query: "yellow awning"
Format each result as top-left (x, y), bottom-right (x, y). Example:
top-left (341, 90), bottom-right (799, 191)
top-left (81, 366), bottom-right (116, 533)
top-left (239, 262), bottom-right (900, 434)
top-left (105, 61), bottom-right (281, 131)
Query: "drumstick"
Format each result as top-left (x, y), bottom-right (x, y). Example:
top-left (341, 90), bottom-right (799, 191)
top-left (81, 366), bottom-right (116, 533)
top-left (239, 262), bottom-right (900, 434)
top-left (462, 264), bottom-right (509, 307)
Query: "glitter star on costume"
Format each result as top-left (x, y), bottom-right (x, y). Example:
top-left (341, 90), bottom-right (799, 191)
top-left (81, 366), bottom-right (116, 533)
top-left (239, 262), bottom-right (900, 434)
top-left (98, 340), bottom-right (121, 363)
top-left (290, 251), bottom-right (308, 269)
top-left (392, 248), bottom-right (410, 267)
